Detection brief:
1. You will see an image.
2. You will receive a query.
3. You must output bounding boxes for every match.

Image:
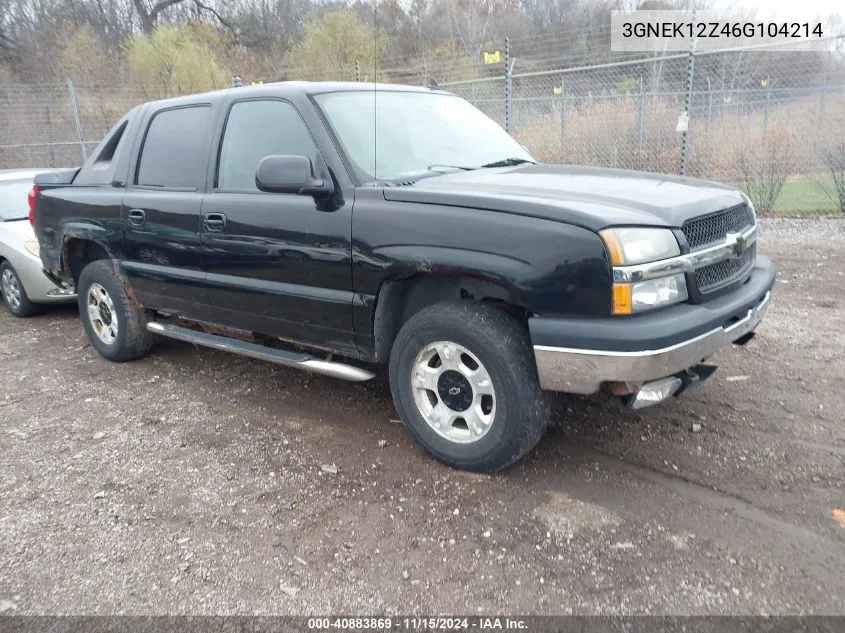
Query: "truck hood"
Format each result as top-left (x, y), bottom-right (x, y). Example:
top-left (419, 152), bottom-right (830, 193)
top-left (382, 164), bottom-right (746, 231)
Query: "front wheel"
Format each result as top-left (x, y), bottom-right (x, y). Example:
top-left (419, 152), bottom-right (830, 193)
top-left (77, 259), bottom-right (154, 362)
top-left (389, 301), bottom-right (550, 472)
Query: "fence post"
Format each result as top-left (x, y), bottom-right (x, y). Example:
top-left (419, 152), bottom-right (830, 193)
top-left (819, 73), bottom-right (827, 125)
top-left (44, 89), bottom-right (57, 166)
top-left (637, 76), bottom-right (645, 150)
top-left (678, 16), bottom-right (696, 177)
top-left (763, 75), bottom-right (771, 132)
top-left (504, 37), bottom-right (513, 133)
top-left (819, 72), bottom-right (827, 125)
top-left (67, 80), bottom-right (87, 162)
top-left (356, 60), bottom-right (361, 82)
top-left (560, 78), bottom-right (568, 152)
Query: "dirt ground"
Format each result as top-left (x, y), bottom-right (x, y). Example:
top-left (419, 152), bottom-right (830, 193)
top-left (1, 218), bottom-right (844, 616)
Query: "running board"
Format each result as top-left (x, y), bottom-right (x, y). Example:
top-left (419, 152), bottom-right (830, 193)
top-left (146, 322), bottom-right (375, 382)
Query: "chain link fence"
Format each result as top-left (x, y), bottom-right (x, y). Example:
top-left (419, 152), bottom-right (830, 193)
top-left (1, 35), bottom-right (843, 212)
top-left (0, 83), bottom-right (88, 169)
top-left (444, 36), bottom-right (845, 187)
top-left (0, 82), bottom-right (169, 170)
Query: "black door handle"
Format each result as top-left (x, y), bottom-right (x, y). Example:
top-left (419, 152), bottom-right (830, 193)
top-left (127, 209), bottom-right (146, 227)
top-left (203, 212), bottom-right (227, 232)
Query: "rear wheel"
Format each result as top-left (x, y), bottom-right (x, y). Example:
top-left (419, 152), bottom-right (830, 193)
top-left (389, 301), bottom-right (550, 472)
top-left (77, 259), bottom-right (153, 362)
top-left (1, 261), bottom-right (39, 318)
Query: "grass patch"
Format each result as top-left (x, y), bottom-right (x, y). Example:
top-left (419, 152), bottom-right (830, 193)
top-left (774, 177), bottom-right (841, 215)
top-left (730, 177), bottom-right (841, 215)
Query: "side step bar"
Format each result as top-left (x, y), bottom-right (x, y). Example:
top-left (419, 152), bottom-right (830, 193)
top-left (146, 322), bottom-right (375, 382)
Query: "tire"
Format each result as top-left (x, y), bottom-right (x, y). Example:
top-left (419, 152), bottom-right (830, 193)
top-left (1, 261), bottom-right (39, 318)
top-left (77, 259), bottom-right (154, 362)
top-left (389, 301), bottom-right (550, 472)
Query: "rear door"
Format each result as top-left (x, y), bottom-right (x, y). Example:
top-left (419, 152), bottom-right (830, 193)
top-left (199, 97), bottom-right (356, 353)
top-left (120, 104), bottom-right (215, 319)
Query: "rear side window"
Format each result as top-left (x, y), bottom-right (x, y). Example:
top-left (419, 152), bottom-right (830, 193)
top-left (217, 100), bottom-right (318, 192)
top-left (136, 105), bottom-right (211, 189)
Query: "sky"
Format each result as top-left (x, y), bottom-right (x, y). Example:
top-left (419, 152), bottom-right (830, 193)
top-left (709, 0), bottom-right (843, 21)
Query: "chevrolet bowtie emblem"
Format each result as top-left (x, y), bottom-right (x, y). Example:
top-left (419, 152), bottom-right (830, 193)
top-left (726, 232), bottom-right (746, 256)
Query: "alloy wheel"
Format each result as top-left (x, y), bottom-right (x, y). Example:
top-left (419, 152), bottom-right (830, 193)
top-left (410, 341), bottom-right (497, 444)
top-left (86, 282), bottom-right (118, 345)
top-left (1, 268), bottom-right (22, 311)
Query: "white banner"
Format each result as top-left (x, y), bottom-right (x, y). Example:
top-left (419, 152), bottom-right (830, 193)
top-left (610, 10), bottom-right (837, 52)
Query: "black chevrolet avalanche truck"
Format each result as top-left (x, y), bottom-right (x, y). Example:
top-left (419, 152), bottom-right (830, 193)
top-left (31, 82), bottom-right (775, 471)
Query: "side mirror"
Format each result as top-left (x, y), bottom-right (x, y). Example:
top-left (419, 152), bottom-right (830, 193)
top-left (255, 155), bottom-right (334, 198)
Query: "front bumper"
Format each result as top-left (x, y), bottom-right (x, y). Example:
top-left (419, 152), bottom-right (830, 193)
top-left (531, 256), bottom-right (775, 394)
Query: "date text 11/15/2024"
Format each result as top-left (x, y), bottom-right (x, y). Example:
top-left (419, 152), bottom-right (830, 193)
top-left (307, 617), bottom-right (528, 630)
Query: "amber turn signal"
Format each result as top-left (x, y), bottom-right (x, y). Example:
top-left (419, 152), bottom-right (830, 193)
top-left (612, 283), bottom-right (633, 315)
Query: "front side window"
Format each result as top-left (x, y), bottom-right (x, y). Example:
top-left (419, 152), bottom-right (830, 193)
top-left (217, 100), bottom-right (319, 192)
top-left (136, 105), bottom-right (211, 189)
top-left (313, 91), bottom-right (534, 183)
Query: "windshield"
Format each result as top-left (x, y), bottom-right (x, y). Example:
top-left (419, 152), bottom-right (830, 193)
top-left (0, 179), bottom-right (32, 221)
top-left (313, 90), bottom-right (534, 183)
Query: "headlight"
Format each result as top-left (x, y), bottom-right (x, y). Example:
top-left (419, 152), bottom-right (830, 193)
top-left (24, 240), bottom-right (40, 257)
top-left (612, 274), bottom-right (688, 315)
top-left (601, 227), bottom-right (687, 315)
top-left (632, 274), bottom-right (688, 312)
top-left (599, 227), bottom-right (680, 266)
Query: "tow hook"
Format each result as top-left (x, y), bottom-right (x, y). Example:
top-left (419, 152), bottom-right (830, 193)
top-left (673, 363), bottom-right (718, 398)
top-left (732, 331), bottom-right (756, 346)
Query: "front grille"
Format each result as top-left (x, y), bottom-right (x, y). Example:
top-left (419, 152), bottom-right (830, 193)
top-left (681, 203), bottom-right (756, 293)
top-left (681, 203), bottom-right (754, 250)
top-left (695, 243), bottom-right (756, 293)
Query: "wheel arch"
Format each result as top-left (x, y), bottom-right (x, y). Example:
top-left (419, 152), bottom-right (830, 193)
top-left (63, 237), bottom-right (111, 286)
top-left (372, 273), bottom-right (531, 363)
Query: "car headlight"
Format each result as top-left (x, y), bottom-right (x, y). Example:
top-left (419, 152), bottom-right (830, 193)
top-left (601, 227), bottom-right (687, 315)
top-left (611, 273), bottom-right (689, 315)
top-left (24, 240), bottom-right (40, 257)
top-left (629, 274), bottom-right (689, 313)
top-left (599, 227), bottom-right (680, 266)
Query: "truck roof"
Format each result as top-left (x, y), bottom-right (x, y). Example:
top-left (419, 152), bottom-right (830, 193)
top-left (142, 81), bottom-right (453, 110)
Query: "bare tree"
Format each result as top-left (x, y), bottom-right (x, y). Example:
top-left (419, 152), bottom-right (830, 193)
top-left (818, 139), bottom-right (845, 215)
top-left (736, 127), bottom-right (796, 214)
top-left (445, 0), bottom-right (492, 75)
top-left (133, 0), bottom-right (187, 34)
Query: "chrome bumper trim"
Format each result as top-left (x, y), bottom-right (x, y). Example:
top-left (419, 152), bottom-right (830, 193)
top-left (533, 290), bottom-right (770, 394)
top-left (613, 224), bottom-right (757, 283)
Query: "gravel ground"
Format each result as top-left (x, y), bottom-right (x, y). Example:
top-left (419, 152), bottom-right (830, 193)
top-left (0, 218), bottom-right (844, 616)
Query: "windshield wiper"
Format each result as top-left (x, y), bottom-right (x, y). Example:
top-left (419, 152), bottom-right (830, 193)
top-left (379, 159), bottom-right (525, 187)
top-left (479, 158), bottom-right (535, 168)
top-left (427, 164), bottom-right (475, 172)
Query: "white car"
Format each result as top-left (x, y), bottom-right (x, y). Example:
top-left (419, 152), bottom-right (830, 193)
top-left (0, 168), bottom-right (76, 317)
